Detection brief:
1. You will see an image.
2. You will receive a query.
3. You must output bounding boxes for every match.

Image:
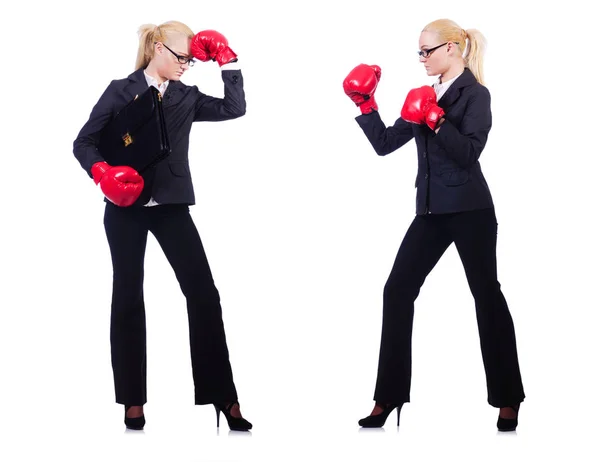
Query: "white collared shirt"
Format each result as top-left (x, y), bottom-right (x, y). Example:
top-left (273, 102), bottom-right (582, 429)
top-left (433, 71), bottom-right (462, 100)
top-left (144, 70), bottom-right (169, 96)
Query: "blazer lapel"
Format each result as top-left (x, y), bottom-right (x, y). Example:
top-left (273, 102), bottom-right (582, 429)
top-left (162, 80), bottom-right (185, 108)
top-left (436, 67), bottom-right (477, 110)
top-left (438, 84), bottom-right (460, 108)
top-left (124, 68), bottom-right (150, 103)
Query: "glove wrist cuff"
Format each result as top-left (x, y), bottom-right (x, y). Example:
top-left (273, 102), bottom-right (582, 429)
top-left (425, 106), bottom-right (445, 130)
top-left (358, 96), bottom-right (378, 114)
top-left (91, 161), bottom-right (110, 185)
top-left (217, 47), bottom-right (238, 66)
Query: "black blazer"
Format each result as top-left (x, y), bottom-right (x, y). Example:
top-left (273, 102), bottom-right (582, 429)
top-left (355, 68), bottom-right (494, 215)
top-left (73, 67), bottom-right (246, 206)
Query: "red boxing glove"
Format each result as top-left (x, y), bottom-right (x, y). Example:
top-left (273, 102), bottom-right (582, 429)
top-left (91, 161), bottom-right (144, 207)
top-left (343, 64), bottom-right (381, 114)
top-left (400, 86), bottom-right (445, 130)
top-left (190, 30), bottom-right (238, 67)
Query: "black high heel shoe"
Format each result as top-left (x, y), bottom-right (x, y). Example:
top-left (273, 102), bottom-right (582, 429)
top-left (358, 403), bottom-right (403, 428)
top-left (124, 406), bottom-right (145, 430)
top-left (497, 404), bottom-right (520, 432)
top-left (214, 402), bottom-right (253, 431)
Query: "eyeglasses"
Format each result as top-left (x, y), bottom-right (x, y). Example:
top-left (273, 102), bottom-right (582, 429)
top-left (158, 42), bottom-right (196, 66)
top-left (418, 42), bottom-right (459, 58)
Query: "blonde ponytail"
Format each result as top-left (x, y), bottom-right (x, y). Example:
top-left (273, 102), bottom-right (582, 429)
top-left (135, 24), bottom-right (158, 71)
top-left (463, 28), bottom-right (487, 86)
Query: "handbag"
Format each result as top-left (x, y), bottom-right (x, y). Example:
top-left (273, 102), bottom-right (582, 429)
top-left (97, 85), bottom-right (170, 175)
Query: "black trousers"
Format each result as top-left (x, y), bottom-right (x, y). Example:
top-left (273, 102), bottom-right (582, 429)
top-left (374, 207), bottom-right (525, 408)
top-left (103, 202), bottom-right (237, 406)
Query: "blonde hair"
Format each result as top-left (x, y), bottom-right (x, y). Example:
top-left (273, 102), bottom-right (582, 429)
top-left (422, 19), bottom-right (487, 85)
top-left (135, 20), bottom-right (195, 71)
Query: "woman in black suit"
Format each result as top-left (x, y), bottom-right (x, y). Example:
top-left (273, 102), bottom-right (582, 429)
top-left (343, 18), bottom-right (525, 431)
top-left (73, 20), bottom-right (252, 431)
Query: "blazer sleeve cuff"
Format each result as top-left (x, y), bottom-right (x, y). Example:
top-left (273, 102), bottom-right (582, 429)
top-left (221, 61), bottom-right (241, 71)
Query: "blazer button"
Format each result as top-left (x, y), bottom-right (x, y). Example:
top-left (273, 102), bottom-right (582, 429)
top-left (232, 75), bottom-right (239, 84)
top-left (423, 151), bottom-right (427, 158)
top-left (425, 173), bottom-right (429, 179)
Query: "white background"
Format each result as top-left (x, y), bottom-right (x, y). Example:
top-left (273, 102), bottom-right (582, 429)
top-left (1, 0), bottom-right (598, 461)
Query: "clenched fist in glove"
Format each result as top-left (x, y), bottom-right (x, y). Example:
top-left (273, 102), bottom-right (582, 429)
top-left (343, 64), bottom-right (381, 114)
top-left (400, 86), bottom-right (445, 130)
top-left (191, 30), bottom-right (238, 67)
top-left (91, 161), bottom-right (144, 207)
